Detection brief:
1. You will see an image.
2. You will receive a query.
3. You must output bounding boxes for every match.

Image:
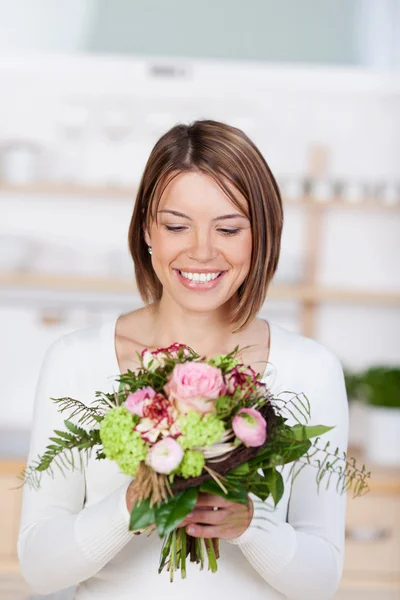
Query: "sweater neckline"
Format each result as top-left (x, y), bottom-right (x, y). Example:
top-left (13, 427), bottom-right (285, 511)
top-left (104, 314), bottom-right (278, 388)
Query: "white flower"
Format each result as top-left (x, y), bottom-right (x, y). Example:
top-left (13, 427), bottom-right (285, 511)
top-left (142, 349), bottom-right (166, 371)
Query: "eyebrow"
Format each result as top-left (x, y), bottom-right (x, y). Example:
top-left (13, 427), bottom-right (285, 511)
top-left (158, 209), bottom-right (248, 221)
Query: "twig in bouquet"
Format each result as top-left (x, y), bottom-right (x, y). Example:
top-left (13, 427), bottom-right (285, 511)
top-left (272, 391), bottom-right (311, 424)
top-left (128, 461), bottom-right (173, 508)
top-left (203, 465), bottom-right (229, 494)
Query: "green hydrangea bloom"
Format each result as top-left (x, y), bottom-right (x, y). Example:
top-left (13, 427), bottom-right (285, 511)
top-left (177, 411), bottom-right (225, 450)
top-left (207, 355), bottom-right (239, 371)
top-left (177, 450), bottom-right (205, 478)
top-left (99, 406), bottom-right (147, 476)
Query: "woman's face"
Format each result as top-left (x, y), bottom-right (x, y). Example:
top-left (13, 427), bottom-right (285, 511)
top-left (145, 170), bottom-right (252, 315)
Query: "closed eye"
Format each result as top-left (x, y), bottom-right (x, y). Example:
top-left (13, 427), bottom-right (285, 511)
top-left (219, 228), bottom-right (241, 236)
top-left (164, 225), bottom-right (241, 236)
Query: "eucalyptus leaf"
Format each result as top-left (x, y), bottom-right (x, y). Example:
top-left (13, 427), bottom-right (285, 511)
top-left (200, 478), bottom-right (248, 506)
top-left (250, 472), bottom-right (270, 501)
top-left (290, 424), bottom-right (334, 441)
top-left (263, 467), bottom-right (284, 506)
top-left (228, 462), bottom-right (250, 477)
top-left (129, 498), bottom-right (155, 531)
top-left (155, 487), bottom-right (199, 537)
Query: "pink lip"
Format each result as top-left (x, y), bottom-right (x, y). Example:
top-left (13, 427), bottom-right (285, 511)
top-left (174, 269), bottom-right (225, 291)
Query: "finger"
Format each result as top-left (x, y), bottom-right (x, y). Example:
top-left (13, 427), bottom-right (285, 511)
top-left (186, 523), bottom-right (223, 539)
top-left (185, 508), bottom-right (228, 526)
top-left (196, 493), bottom-right (230, 508)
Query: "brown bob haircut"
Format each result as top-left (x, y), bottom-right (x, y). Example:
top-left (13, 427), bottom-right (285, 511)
top-left (128, 119), bottom-right (283, 332)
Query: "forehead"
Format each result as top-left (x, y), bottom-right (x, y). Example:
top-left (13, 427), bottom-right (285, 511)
top-left (157, 170), bottom-right (248, 214)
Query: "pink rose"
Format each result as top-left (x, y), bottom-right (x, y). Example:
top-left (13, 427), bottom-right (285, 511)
top-left (125, 386), bottom-right (156, 417)
top-left (232, 408), bottom-right (267, 447)
top-left (165, 362), bottom-right (226, 415)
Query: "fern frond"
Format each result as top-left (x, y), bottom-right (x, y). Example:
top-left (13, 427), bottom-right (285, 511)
top-left (21, 420), bottom-right (103, 490)
top-left (288, 439), bottom-right (371, 498)
top-left (272, 391), bottom-right (311, 424)
top-left (51, 397), bottom-right (105, 426)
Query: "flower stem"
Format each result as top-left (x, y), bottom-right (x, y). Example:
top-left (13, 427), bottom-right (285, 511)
top-left (180, 528), bottom-right (187, 578)
top-left (159, 532), bottom-right (173, 574)
top-left (204, 538), bottom-right (218, 572)
top-left (170, 529), bottom-right (177, 582)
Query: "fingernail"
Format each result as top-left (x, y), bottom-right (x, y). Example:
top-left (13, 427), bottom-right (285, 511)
top-left (187, 525), bottom-right (195, 534)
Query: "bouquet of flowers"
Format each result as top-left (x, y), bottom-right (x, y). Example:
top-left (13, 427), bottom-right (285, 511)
top-left (23, 342), bottom-right (370, 581)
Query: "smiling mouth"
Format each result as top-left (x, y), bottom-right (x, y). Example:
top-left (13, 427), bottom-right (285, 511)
top-left (175, 269), bottom-right (224, 283)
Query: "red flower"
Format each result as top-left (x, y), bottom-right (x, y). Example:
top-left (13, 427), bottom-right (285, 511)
top-left (225, 365), bottom-right (259, 398)
top-left (143, 393), bottom-right (176, 428)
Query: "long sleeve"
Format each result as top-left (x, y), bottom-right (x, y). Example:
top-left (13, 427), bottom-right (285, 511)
top-left (18, 336), bottom-right (135, 595)
top-left (227, 344), bottom-right (349, 600)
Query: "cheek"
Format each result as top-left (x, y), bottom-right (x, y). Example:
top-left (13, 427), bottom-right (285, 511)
top-left (227, 234), bottom-right (252, 267)
top-left (153, 230), bottom-right (181, 258)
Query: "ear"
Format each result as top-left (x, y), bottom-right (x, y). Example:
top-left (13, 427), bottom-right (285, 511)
top-left (143, 228), bottom-right (151, 247)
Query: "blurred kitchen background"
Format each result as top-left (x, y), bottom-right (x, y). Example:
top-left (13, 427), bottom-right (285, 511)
top-left (0, 1), bottom-right (399, 599)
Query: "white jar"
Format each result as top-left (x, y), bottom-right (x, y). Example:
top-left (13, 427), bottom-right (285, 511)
top-left (364, 405), bottom-right (400, 467)
top-left (1, 140), bottom-right (40, 185)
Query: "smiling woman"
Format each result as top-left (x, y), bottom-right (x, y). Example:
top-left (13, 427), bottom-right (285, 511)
top-left (128, 120), bottom-right (283, 332)
top-left (18, 118), bottom-right (350, 600)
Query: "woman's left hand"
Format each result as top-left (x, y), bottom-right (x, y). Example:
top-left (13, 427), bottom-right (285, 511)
top-left (177, 492), bottom-right (254, 540)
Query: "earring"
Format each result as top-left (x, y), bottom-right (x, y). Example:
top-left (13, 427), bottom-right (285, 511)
top-left (148, 246), bottom-right (152, 255)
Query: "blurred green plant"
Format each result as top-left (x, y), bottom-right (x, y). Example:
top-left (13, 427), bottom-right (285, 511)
top-left (361, 367), bottom-right (400, 409)
top-left (344, 369), bottom-right (364, 402)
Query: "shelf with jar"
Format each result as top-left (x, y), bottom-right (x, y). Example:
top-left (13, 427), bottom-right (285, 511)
top-left (1, 181), bottom-right (400, 210)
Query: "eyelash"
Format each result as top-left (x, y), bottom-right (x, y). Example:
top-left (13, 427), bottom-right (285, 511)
top-left (164, 225), bottom-right (241, 236)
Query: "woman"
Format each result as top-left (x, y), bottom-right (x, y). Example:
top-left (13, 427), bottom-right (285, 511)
top-left (18, 120), bottom-right (348, 600)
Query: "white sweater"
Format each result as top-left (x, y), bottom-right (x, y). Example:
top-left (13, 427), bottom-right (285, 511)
top-left (18, 317), bottom-right (349, 600)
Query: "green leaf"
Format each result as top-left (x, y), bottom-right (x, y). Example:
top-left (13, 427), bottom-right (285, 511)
top-left (200, 478), bottom-right (248, 506)
top-left (228, 462), bottom-right (250, 477)
top-left (249, 472), bottom-right (270, 501)
top-left (290, 424), bottom-right (334, 441)
top-left (155, 487), bottom-right (199, 537)
top-left (129, 498), bottom-right (155, 531)
top-left (64, 420), bottom-right (86, 437)
top-left (263, 468), bottom-right (284, 506)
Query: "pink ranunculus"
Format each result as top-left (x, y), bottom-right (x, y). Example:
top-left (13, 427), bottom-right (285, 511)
top-left (232, 408), bottom-right (267, 447)
top-left (145, 437), bottom-right (184, 474)
top-left (124, 386), bottom-right (156, 417)
top-left (165, 362), bottom-right (226, 415)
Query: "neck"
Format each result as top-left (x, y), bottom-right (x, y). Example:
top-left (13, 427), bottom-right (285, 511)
top-left (147, 294), bottom-right (238, 355)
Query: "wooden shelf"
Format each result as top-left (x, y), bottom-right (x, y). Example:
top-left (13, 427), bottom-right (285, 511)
top-left (0, 182), bottom-right (399, 210)
top-left (1, 272), bottom-right (400, 305)
top-left (0, 182), bottom-right (138, 198)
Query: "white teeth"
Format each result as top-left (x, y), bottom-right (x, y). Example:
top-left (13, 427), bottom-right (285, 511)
top-left (180, 270), bottom-right (221, 283)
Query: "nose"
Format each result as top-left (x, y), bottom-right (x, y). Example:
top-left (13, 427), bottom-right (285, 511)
top-left (186, 230), bottom-right (217, 263)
